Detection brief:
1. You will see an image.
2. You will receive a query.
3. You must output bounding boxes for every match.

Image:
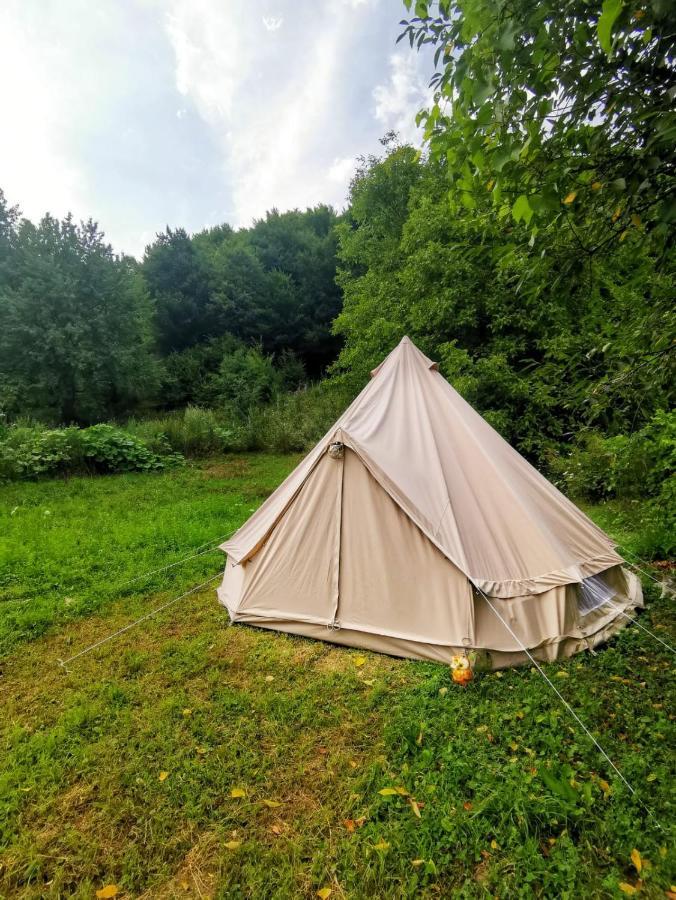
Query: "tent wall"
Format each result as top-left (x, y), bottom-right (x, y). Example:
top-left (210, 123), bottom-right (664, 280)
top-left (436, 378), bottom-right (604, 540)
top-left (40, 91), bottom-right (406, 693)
top-left (232, 451), bottom-right (342, 625)
top-left (220, 448), bottom-right (473, 645)
top-left (337, 448), bottom-right (473, 645)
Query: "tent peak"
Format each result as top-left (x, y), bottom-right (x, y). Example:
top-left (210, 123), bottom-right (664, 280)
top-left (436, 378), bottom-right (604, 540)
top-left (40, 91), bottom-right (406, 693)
top-left (370, 336), bottom-right (438, 379)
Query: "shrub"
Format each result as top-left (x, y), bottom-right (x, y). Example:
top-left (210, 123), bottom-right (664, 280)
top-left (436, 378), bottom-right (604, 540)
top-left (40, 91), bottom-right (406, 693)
top-left (549, 410), bottom-right (675, 559)
top-left (0, 423), bottom-right (181, 480)
top-left (241, 382), bottom-right (354, 453)
top-left (207, 346), bottom-right (282, 416)
top-left (0, 425), bottom-right (75, 480)
top-left (549, 410), bottom-right (675, 502)
top-left (76, 425), bottom-right (179, 474)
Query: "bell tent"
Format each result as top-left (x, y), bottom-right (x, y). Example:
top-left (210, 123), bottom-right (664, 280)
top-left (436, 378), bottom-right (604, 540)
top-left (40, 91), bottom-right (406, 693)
top-left (218, 337), bottom-right (642, 669)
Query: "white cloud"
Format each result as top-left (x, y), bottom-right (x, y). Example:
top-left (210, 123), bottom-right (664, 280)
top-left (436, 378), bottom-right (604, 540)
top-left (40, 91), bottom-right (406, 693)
top-left (262, 15), bottom-right (284, 31)
top-left (373, 51), bottom-right (430, 145)
top-left (328, 156), bottom-right (357, 184)
top-left (166, 1), bottom-right (254, 123)
top-left (164, 0), bottom-right (378, 226)
top-left (0, 0), bottom-right (424, 255)
top-left (0, 5), bottom-right (87, 223)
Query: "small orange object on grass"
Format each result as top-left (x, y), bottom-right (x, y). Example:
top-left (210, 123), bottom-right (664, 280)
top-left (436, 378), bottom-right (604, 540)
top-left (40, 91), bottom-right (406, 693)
top-left (450, 655), bottom-right (474, 685)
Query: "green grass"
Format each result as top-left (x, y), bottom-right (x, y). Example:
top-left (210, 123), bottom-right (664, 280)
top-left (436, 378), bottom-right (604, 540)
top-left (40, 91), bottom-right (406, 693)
top-left (0, 459), bottom-right (674, 898)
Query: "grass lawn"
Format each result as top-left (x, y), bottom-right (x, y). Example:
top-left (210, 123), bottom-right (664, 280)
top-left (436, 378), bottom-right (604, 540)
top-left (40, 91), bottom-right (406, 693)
top-left (0, 455), bottom-right (674, 898)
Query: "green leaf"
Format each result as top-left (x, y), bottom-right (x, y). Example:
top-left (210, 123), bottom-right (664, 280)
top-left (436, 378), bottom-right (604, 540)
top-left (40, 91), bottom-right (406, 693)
top-left (598, 0), bottom-right (623, 54)
top-left (512, 194), bottom-right (533, 226)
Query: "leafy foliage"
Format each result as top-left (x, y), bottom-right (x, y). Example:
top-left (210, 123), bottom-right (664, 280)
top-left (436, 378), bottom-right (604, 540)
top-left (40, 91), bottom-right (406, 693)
top-left (333, 143), bottom-right (675, 472)
top-left (143, 205), bottom-right (342, 377)
top-left (0, 193), bottom-right (159, 425)
top-left (0, 423), bottom-right (180, 480)
top-left (401, 0), bottom-right (676, 253)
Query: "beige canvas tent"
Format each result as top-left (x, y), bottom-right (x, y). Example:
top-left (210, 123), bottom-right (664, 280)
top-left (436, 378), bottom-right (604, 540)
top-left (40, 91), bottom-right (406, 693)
top-left (218, 337), bottom-right (642, 668)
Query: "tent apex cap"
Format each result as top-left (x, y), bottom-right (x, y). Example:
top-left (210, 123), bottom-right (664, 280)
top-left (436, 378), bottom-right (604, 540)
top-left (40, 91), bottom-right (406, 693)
top-left (371, 336), bottom-right (438, 378)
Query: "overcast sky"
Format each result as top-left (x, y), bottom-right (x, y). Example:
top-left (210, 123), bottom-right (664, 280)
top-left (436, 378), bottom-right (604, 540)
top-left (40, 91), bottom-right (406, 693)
top-left (0, 0), bottom-right (431, 259)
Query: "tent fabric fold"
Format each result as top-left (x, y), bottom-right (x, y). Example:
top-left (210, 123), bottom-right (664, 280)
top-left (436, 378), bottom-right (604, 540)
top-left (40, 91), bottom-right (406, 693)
top-left (218, 336), bottom-right (641, 667)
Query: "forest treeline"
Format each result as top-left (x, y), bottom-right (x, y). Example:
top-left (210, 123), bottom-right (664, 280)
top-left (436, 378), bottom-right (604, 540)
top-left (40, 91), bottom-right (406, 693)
top-left (0, 196), bottom-right (341, 423)
top-left (0, 0), bottom-right (673, 551)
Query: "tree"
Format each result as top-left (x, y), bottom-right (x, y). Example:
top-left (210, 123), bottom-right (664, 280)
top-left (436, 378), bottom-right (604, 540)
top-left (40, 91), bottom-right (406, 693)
top-left (246, 206), bottom-right (343, 373)
top-left (401, 0), bottom-right (676, 254)
top-left (143, 208), bottom-right (343, 378)
top-left (0, 208), bottom-right (158, 424)
top-left (332, 143), bottom-right (675, 463)
top-left (142, 227), bottom-right (225, 354)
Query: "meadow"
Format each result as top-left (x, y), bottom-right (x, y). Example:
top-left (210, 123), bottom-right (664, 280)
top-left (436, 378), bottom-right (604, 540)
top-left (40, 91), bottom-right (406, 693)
top-left (0, 456), bottom-right (674, 898)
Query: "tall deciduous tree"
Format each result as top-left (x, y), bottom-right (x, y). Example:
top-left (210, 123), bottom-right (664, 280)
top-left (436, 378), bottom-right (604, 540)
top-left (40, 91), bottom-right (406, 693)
top-left (142, 227), bottom-right (224, 354)
top-left (333, 144), bottom-right (675, 463)
top-left (0, 203), bottom-right (158, 424)
top-left (401, 0), bottom-right (675, 254)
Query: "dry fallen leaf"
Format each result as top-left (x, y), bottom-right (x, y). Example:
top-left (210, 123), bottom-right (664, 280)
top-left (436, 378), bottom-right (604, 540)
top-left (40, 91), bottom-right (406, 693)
top-left (230, 787), bottom-right (246, 798)
top-left (591, 181), bottom-right (603, 190)
top-left (182, 708), bottom-right (192, 716)
top-left (631, 848), bottom-right (642, 874)
top-left (262, 799), bottom-right (282, 808)
top-left (563, 191), bottom-right (577, 204)
top-left (408, 798), bottom-right (421, 818)
top-left (265, 675), bottom-right (275, 682)
top-left (270, 824), bottom-right (283, 835)
top-left (463, 801), bottom-right (473, 811)
top-left (316, 888), bottom-right (332, 899)
top-left (159, 771), bottom-right (169, 782)
top-left (599, 778), bottom-right (611, 795)
top-left (354, 656), bottom-right (367, 667)
top-left (343, 819), bottom-right (355, 833)
top-left (349, 760), bottom-right (358, 769)
top-left (373, 840), bottom-right (390, 851)
top-left (180, 880), bottom-right (189, 890)
top-left (491, 840), bottom-right (499, 850)
top-left (96, 887), bottom-right (119, 899)
top-left (225, 840), bottom-right (241, 850)
top-left (618, 883), bottom-right (637, 895)
top-left (411, 859), bottom-right (425, 867)
top-left (378, 787), bottom-right (399, 796)
top-left (556, 671), bottom-right (569, 678)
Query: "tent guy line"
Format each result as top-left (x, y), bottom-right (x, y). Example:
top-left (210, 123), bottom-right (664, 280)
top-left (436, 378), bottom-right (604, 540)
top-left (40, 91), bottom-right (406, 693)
top-left (101, 528), bottom-right (238, 592)
top-left (475, 583), bottom-right (665, 832)
top-left (599, 598), bottom-right (675, 655)
top-left (57, 572), bottom-right (223, 671)
top-left (51, 550), bottom-right (670, 671)
top-left (621, 552), bottom-right (674, 593)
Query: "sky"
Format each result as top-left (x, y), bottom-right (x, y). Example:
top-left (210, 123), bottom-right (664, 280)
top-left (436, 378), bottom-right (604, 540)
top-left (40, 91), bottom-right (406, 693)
top-left (0, 0), bottom-right (432, 259)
